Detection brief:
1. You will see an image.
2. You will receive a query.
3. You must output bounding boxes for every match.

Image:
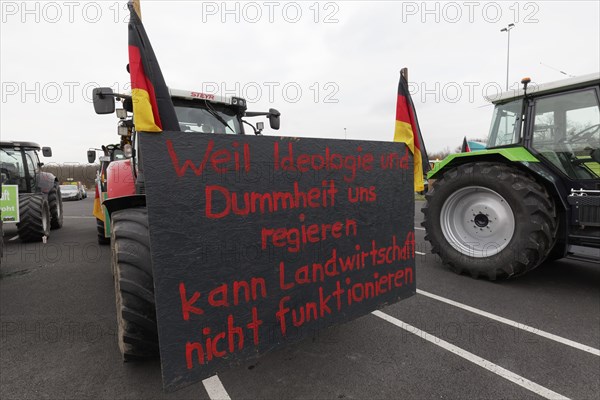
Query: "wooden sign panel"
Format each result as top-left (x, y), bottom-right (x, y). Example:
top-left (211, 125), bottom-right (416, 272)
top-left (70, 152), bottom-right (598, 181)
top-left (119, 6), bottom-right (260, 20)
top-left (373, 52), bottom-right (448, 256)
top-left (139, 132), bottom-right (416, 390)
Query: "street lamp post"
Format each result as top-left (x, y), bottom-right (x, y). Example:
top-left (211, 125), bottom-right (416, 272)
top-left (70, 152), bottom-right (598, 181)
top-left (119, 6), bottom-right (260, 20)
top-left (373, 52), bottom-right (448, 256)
top-left (500, 23), bottom-right (515, 91)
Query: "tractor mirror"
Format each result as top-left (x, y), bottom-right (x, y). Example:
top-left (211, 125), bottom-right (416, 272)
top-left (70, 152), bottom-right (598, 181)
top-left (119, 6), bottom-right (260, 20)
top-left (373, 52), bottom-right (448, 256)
top-left (591, 148), bottom-right (600, 163)
top-left (93, 87), bottom-right (116, 115)
top-left (268, 108), bottom-right (281, 130)
top-left (87, 150), bottom-right (96, 164)
top-left (42, 147), bottom-right (52, 157)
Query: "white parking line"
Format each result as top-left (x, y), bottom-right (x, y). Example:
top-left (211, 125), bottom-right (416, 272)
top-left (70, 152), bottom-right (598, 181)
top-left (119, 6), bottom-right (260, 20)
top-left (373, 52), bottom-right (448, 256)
top-left (63, 216), bottom-right (96, 219)
top-left (414, 227), bottom-right (425, 231)
top-left (411, 227), bottom-right (599, 357)
top-left (9, 235), bottom-right (19, 241)
top-left (203, 375), bottom-right (231, 400)
top-left (416, 289), bottom-right (600, 357)
top-left (371, 310), bottom-right (570, 400)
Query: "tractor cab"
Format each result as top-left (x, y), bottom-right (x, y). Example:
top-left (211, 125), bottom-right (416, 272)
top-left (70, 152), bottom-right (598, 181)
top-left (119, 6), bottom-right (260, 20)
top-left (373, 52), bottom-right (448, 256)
top-left (0, 141), bottom-right (52, 194)
top-left (486, 73), bottom-right (600, 183)
top-left (0, 142), bottom-right (52, 193)
top-left (92, 87), bottom-right (280, 136)
top-left (89, 86), bottom-right (281, 245)
top-left (170, 89), bottom-right (246, 135)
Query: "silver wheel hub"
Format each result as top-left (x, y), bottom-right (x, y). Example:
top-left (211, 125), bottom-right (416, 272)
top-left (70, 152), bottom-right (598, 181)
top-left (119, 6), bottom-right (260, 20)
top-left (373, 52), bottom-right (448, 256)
top-left (440, 186), bottom-right (515, 258)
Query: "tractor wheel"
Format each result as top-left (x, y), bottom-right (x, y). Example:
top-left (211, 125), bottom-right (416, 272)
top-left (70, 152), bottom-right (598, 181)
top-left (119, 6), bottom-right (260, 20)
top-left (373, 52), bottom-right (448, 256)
top-left (17, 194), bottom-right (51, 243)
top-left (111, 207), bottom-right (158, 360)
top-left (422, 162), bottom-right (557, 280)
top-left (48, 185), bottom-right (64, 230)
top-left (97, 218), bottom-right (110, 245)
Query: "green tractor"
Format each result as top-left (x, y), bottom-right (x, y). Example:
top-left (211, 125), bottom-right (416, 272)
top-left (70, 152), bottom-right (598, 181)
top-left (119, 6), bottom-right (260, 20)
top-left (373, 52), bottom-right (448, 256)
top-left (423, 73), bottom-right (600, 280)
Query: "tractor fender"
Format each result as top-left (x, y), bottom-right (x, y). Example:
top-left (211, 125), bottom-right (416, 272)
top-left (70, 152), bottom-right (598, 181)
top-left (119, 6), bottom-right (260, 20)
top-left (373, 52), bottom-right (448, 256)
top-left (427, 148), bottom-right (569, 211)
top-left (106, 159), bottom-right (136, 199)
top-left (103, 194), bottom-right (146, 218)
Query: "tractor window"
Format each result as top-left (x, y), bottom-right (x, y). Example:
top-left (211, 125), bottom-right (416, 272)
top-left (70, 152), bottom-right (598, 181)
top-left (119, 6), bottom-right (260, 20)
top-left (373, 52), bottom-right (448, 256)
top-left (174, 102), bottom-right (242, 135)
top-left (532, 89), bottom-right (599, 180)
top-left (25, 150), bottom-right (39, 174)
top-left (487, 99), bottom-right (522, 148)
top-left (112, 149), bottom-right (126, 161)
top-left (24, 151), bottom-right (38, 191)
top-left (0, 148), bottom-right (26, 191)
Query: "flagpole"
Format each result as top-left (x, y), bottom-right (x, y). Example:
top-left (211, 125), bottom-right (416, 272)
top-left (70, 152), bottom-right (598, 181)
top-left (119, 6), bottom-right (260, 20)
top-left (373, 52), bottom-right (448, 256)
top-left (131, 0), bottom-right (142, 20)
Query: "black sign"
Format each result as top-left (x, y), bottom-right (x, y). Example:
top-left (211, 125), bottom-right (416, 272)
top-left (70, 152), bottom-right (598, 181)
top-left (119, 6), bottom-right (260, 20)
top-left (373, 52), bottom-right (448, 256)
top-left (139, 132), bottom-right (416, 391)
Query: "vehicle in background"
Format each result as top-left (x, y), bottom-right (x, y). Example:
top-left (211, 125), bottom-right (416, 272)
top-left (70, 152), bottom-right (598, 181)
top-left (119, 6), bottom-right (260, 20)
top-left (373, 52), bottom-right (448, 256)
top-left (88, 143), bottom-right (127, 245)
top-left (0, 141), bottom-right (63, 242)
top-left (423, 73), bottom-right (600, 280)
top-left (61, 180), bottom-right (86, 200)
top-left (60, 184), bottom-right (82, 201)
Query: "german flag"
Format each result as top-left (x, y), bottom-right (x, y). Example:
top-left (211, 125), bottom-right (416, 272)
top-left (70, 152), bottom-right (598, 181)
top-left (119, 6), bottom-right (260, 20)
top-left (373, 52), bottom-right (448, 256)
top-left (93, 184), bottom-right (104, 221)
top-left (128, 3), bottom-right (179, 132)
top-left (393, 73), bottom-right (429, 192)
top-left (461, 136), bottom-right (471, 153)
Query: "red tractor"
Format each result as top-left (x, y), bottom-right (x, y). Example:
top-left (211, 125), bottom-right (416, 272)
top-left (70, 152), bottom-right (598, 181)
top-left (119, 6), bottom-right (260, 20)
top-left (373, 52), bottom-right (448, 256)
top-left (92, 86), bottom-right (280, 359)
top-left (88, 143), bottom-right (129, 244)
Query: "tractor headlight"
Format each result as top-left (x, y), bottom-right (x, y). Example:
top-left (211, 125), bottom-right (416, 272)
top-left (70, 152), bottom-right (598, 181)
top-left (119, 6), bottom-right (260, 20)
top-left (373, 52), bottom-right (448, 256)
top-left (232, 97), bottom-right (246, 107)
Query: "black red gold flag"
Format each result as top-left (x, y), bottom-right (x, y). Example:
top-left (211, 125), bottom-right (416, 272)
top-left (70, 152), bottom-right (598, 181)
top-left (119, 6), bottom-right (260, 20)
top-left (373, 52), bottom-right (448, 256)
top-left (128, 2), bottom-right (179, 132)
top-left (393, 73), bottom-right (430, 192)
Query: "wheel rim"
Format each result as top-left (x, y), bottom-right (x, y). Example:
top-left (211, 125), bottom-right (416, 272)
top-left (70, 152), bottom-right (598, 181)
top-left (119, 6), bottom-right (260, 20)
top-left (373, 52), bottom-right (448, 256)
top-left (440, 186), bottom-right (515, 258)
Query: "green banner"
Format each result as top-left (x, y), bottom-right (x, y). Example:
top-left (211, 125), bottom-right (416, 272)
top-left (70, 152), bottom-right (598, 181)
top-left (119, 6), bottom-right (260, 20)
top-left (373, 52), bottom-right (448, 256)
top-left (1, 185), bottom-right (19, 223)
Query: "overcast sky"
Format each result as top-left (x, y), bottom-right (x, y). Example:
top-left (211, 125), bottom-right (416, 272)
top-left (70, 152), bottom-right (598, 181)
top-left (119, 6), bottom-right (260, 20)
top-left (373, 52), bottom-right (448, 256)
top-left (1, 0), bottom-right (599, 163)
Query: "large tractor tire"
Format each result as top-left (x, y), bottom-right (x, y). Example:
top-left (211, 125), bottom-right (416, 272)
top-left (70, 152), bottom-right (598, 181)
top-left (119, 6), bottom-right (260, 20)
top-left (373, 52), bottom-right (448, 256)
top-left (17, 194), bottom-right (51, 243)
top-left (48, 184), bottom-right (64, 230)
top-left (422, 162), bottom-right (557, 280)
top-left (111, 207), bottom-right (158, 360)
top-left (97, 218), bottom-right (110, 245)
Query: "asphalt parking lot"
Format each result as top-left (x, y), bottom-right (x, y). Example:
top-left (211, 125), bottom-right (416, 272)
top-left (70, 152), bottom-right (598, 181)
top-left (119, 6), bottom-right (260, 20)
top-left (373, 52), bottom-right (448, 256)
top-left (1, 196), bottom-right (598, 400)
